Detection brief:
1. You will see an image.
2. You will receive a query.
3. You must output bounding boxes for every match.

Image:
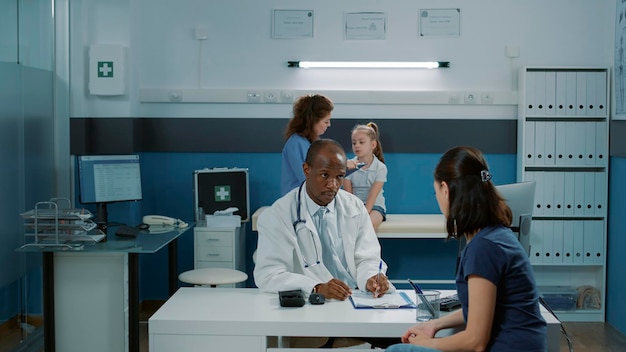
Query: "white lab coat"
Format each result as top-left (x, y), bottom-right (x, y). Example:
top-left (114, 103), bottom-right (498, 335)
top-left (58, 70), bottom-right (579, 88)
top-left (254, 183), bottom-right (392, 295)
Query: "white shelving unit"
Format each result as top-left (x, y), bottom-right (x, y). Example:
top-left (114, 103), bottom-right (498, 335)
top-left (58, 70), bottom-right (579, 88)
top-left (518, 66), bottom-right (609, 322)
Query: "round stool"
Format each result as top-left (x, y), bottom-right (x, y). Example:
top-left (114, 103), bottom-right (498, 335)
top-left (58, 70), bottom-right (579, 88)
top-left (178, 268), bottom-right (248, 288)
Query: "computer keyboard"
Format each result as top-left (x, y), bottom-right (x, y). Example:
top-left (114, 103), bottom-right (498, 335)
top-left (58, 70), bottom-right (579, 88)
top-left (440, 294), bottom-right (462, 311)
top-left (115, 225), bottom-right (140, 238)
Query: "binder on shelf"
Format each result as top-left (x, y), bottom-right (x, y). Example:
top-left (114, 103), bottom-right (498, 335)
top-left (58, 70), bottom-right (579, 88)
top-left (583, 222), bottom-right (598, 264)
top-left (586, 71), bottom-right (598, 117)
top-left (543, 172), bottom-right (554, 216)
top-left (525, 71), bottom-right (536, 116)
top-left (532, 172), bottom-right (544, 216)
top-left (552, 221), bottom-right (564, 264)
top-left (553, 171), bottom-right (565, 216)
top-left (524, 121), bottom-right (536, 165)
top-left (545, 71), bottom-right (556, 115)
top-left (535, 71), bottom-right (547, 115)
top-left (565, 71), bottom-right (578, 116)
top-left (562, 172), bottom-right (575, 216)
top-left (576, 71), bottom-right (587, 116)
top-left (584, 121), bottom-right (597, 166)
top-left (529, 221), bottom-right (544, 264)
top-left (583, 172), bottom-right (595, 216)
top-left (592, 221), bottom-right (605, 264)
top-left (572, 220), bottom-right (584, 264)
top-left (542, 222), bottom-right (554, 264)
top-left (555, 71), bottom-right (568, 115)
top-left (562, 221), bottom-right (574, 264)
top-left (574, 122), bottom-right (587, 164)
top-left (534, 122), bottom-right (546, 165)
top-left (554, 122), bottom-right (566, 166)
top-left (595, 121), bottom-right (607, 166)
top-left (543, 121), bottom-right (556, 165)
top-left (594, 172), bottom-right (607, 216)
top-left (573, 172), bottom-right (585, 216)
top-left (595, 71), bottom-right (607, 116)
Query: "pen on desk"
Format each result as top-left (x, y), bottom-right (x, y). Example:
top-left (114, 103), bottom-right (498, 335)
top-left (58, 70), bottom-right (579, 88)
top-left (407, 278), bottom-right (436, 318)
top-left (375, 260), bottom-right (382, 297)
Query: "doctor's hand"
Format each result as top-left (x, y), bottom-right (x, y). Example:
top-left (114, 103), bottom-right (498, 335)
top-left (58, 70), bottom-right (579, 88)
top-left (316, 278), bottom-right (352, 300)
top-left (366, 273), bottom-right (390, 298)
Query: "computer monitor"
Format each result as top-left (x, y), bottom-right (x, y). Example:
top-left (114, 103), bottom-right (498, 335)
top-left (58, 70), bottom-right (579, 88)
top-left (495, 181), bottom-right (536, 256)
top-left (77, 154), bottom-right (143, 224)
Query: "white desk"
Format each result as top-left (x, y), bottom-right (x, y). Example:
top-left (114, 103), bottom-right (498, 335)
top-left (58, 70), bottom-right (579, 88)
top-left (149, 288), bottom-right (560, 352)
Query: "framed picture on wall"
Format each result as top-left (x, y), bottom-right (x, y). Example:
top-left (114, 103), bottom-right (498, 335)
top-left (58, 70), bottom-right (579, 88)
top-left (344, 12), bottom-right (386, 40)
top-left (272, 9), bottom-right (314, 39)
top-left (614, 1), bottom-right (626, 119)
top-left (419, 8), bottom-right (460, 38)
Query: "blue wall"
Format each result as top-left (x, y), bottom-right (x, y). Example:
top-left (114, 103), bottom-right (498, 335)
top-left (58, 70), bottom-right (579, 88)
top-left (87, 151), bottom-right (517, 300)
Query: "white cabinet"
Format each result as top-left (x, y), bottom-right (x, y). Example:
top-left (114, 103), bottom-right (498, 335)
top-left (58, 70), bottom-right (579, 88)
top-left (194, 225), bottom-right (246, 287)
top-left (518, 67), bottom-right (609, 322)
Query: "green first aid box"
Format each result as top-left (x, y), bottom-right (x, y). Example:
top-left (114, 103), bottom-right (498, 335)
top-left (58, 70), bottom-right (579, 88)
top-left (193, 168), bottom-right (250, 222)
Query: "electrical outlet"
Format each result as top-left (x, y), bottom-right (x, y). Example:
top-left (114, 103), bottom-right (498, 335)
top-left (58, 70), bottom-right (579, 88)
top-left (481, 93), bottom-right (494, 104)
top-left (280, 91), bottom-right (294, 103)
top-left (168, 90), bottom-right (183, 102)
top-left (448, 94), bottom-right (460, 104)
top-left (247, 90), bottom-right (261, 103)
top-left (263, 91), bottom-right (279, 103)
top-left (464, 92), bottom-right (477, 104)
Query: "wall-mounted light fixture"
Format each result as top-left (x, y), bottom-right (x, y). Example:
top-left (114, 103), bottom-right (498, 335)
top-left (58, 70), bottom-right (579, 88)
top-left (287, 61), bottom-right (450, 69)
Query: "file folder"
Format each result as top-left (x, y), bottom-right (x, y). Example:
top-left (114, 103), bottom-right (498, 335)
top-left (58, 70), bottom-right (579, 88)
top-left (552, 221), bottom-right (564, 264)
top-left (524, 121), bottom-right (536, 165)
top-left (529, 221), bottom-right (544, 264)
top-left (535, 122), bottom-right (546, 165)
top-left (553, 171), bottom-right (565, 216)
top-left (573, 172), bottom-right (585, 216)
top-left (595, 71), bottom-right (608, 116)
top-left (595, 121), bottom-right (607, 166)
top-left (594, 172), bottom-right (607, 216)
top-left (563, 172), bottom-right (575, 216)
top-left (554, 122), bottom-right (566, 165)
top-left (583, 172), bottom-right (595, 216)
top-left (586, 71), bottom-right (597, 117)
top-left (572, 220), bottom-right (584, 264)
top-left (584, 121), bottom-right (596, 166)
top-left (543, 121), bottom-right (555, 165)
top-left (535, 71), bottom-right (546, 115)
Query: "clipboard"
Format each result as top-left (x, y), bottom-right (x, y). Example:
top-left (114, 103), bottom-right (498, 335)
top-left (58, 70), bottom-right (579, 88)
top-left (349, 291), bottom-right (416, 309)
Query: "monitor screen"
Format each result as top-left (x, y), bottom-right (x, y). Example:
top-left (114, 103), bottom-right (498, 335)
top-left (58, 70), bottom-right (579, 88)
top-left (496, 181), bottom-right (536, 255)
top-left (78, 154), bottom-right (143, 204)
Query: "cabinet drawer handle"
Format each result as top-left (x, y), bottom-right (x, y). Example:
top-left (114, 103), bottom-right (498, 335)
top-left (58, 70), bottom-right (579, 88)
top-left (206, 253), bottom-right (220, 257)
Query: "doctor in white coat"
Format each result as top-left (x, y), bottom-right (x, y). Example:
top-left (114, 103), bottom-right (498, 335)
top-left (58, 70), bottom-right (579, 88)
top-left (254, 139), bottom-right (392, 300)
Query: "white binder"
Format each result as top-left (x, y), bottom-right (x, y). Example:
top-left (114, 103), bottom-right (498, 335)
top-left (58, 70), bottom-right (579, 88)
top-left (535, 71), bottom-right (546, 115)
top-left (595, 121), bottom-right (607, 166)
top-left (542, 221), bottom-right (553, 264)
top-left (543, 172), bottom-right (554, 216)
top-left (594, 172), bottom-right (607, 216)
top-left (573, 121), bottom-right (586, 165)
top-left (595, 71), bottom-right (608, 116)
top-left (572, 220), bottom-right (584, 264)
top-left (562, 220), bottom-right (574, 264)
top-left (592, 220), bottom-right (605, 264)
top-left (555, 71), bottom-right (568, 115)
top-left (552, 220), bottom-right (564, 264)
top-left (583, 221), bottom-right (603, 264)
top-left (545, 71), bottom-right (556, 115)
top-left (553, 171), bottom-right (565, 216)
top-left (534, 121), bottom-right (546, 165)
top-left (586, 71), bottom-right (597, 117)
top-left (584, 121), bottom-right (596, 166)
top-left (583, 172), bottom-right (595, 216)
top-left (524, 121), bottom-right (536, 165)
top-left (525, 71), bottom-right (536, 116)
top-left (554, 122), bottom-right (566, 166)
top-left (573, 172), bottom-right (585, 216)
top-left (543, 121), bottom-right (556, 165)
top-left (529, 221), bottom-right (544, 264)
top-left (565, 71), bottom-right (578, 116)
top-left (576, 71), bottom-right (587, 116)
top-left (530, 172), bottom-right (544, 216)
top-left (563, 172), bottom-right (575, 216)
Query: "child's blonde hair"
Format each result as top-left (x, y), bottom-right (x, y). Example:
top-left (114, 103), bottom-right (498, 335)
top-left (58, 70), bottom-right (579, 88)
top-left (351, 122), bottom-right (385, 163)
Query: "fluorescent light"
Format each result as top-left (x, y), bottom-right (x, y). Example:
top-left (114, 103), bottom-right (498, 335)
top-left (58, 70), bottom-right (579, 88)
top-left (287, 61), bottom-right (450, 69)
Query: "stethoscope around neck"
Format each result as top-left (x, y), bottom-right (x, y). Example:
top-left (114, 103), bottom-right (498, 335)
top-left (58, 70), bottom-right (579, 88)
top-left (293, 182), bottom-right (321, 268)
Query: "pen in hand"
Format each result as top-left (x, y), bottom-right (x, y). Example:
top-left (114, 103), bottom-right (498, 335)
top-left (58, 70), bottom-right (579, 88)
top-left (374, 260), bottom-right (382, 298)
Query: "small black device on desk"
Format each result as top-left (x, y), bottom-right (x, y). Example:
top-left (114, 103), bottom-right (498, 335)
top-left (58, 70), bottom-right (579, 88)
top-left (279, 290), bottom-right (305, 307)
top-left (440, 294), bottom-right (462, 311)
top-left (115, 225), bottom-right (140, 238)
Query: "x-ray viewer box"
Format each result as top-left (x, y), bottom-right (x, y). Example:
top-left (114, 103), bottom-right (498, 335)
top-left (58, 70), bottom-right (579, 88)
top-left (193, 168), bottom-right (250, 222)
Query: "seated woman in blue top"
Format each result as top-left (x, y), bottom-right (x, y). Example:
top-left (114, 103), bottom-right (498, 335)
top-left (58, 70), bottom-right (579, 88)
top-left (387, 146), bottom-right (546, 352)
top-left (280, 94), bottom-right (334, 196)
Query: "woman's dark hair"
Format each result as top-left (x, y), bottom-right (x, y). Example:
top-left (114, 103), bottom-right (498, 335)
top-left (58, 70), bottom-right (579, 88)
top-left (285, 94), bottom-right (334, 142)
top-left (434, 146), bottom-right (512, 239)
